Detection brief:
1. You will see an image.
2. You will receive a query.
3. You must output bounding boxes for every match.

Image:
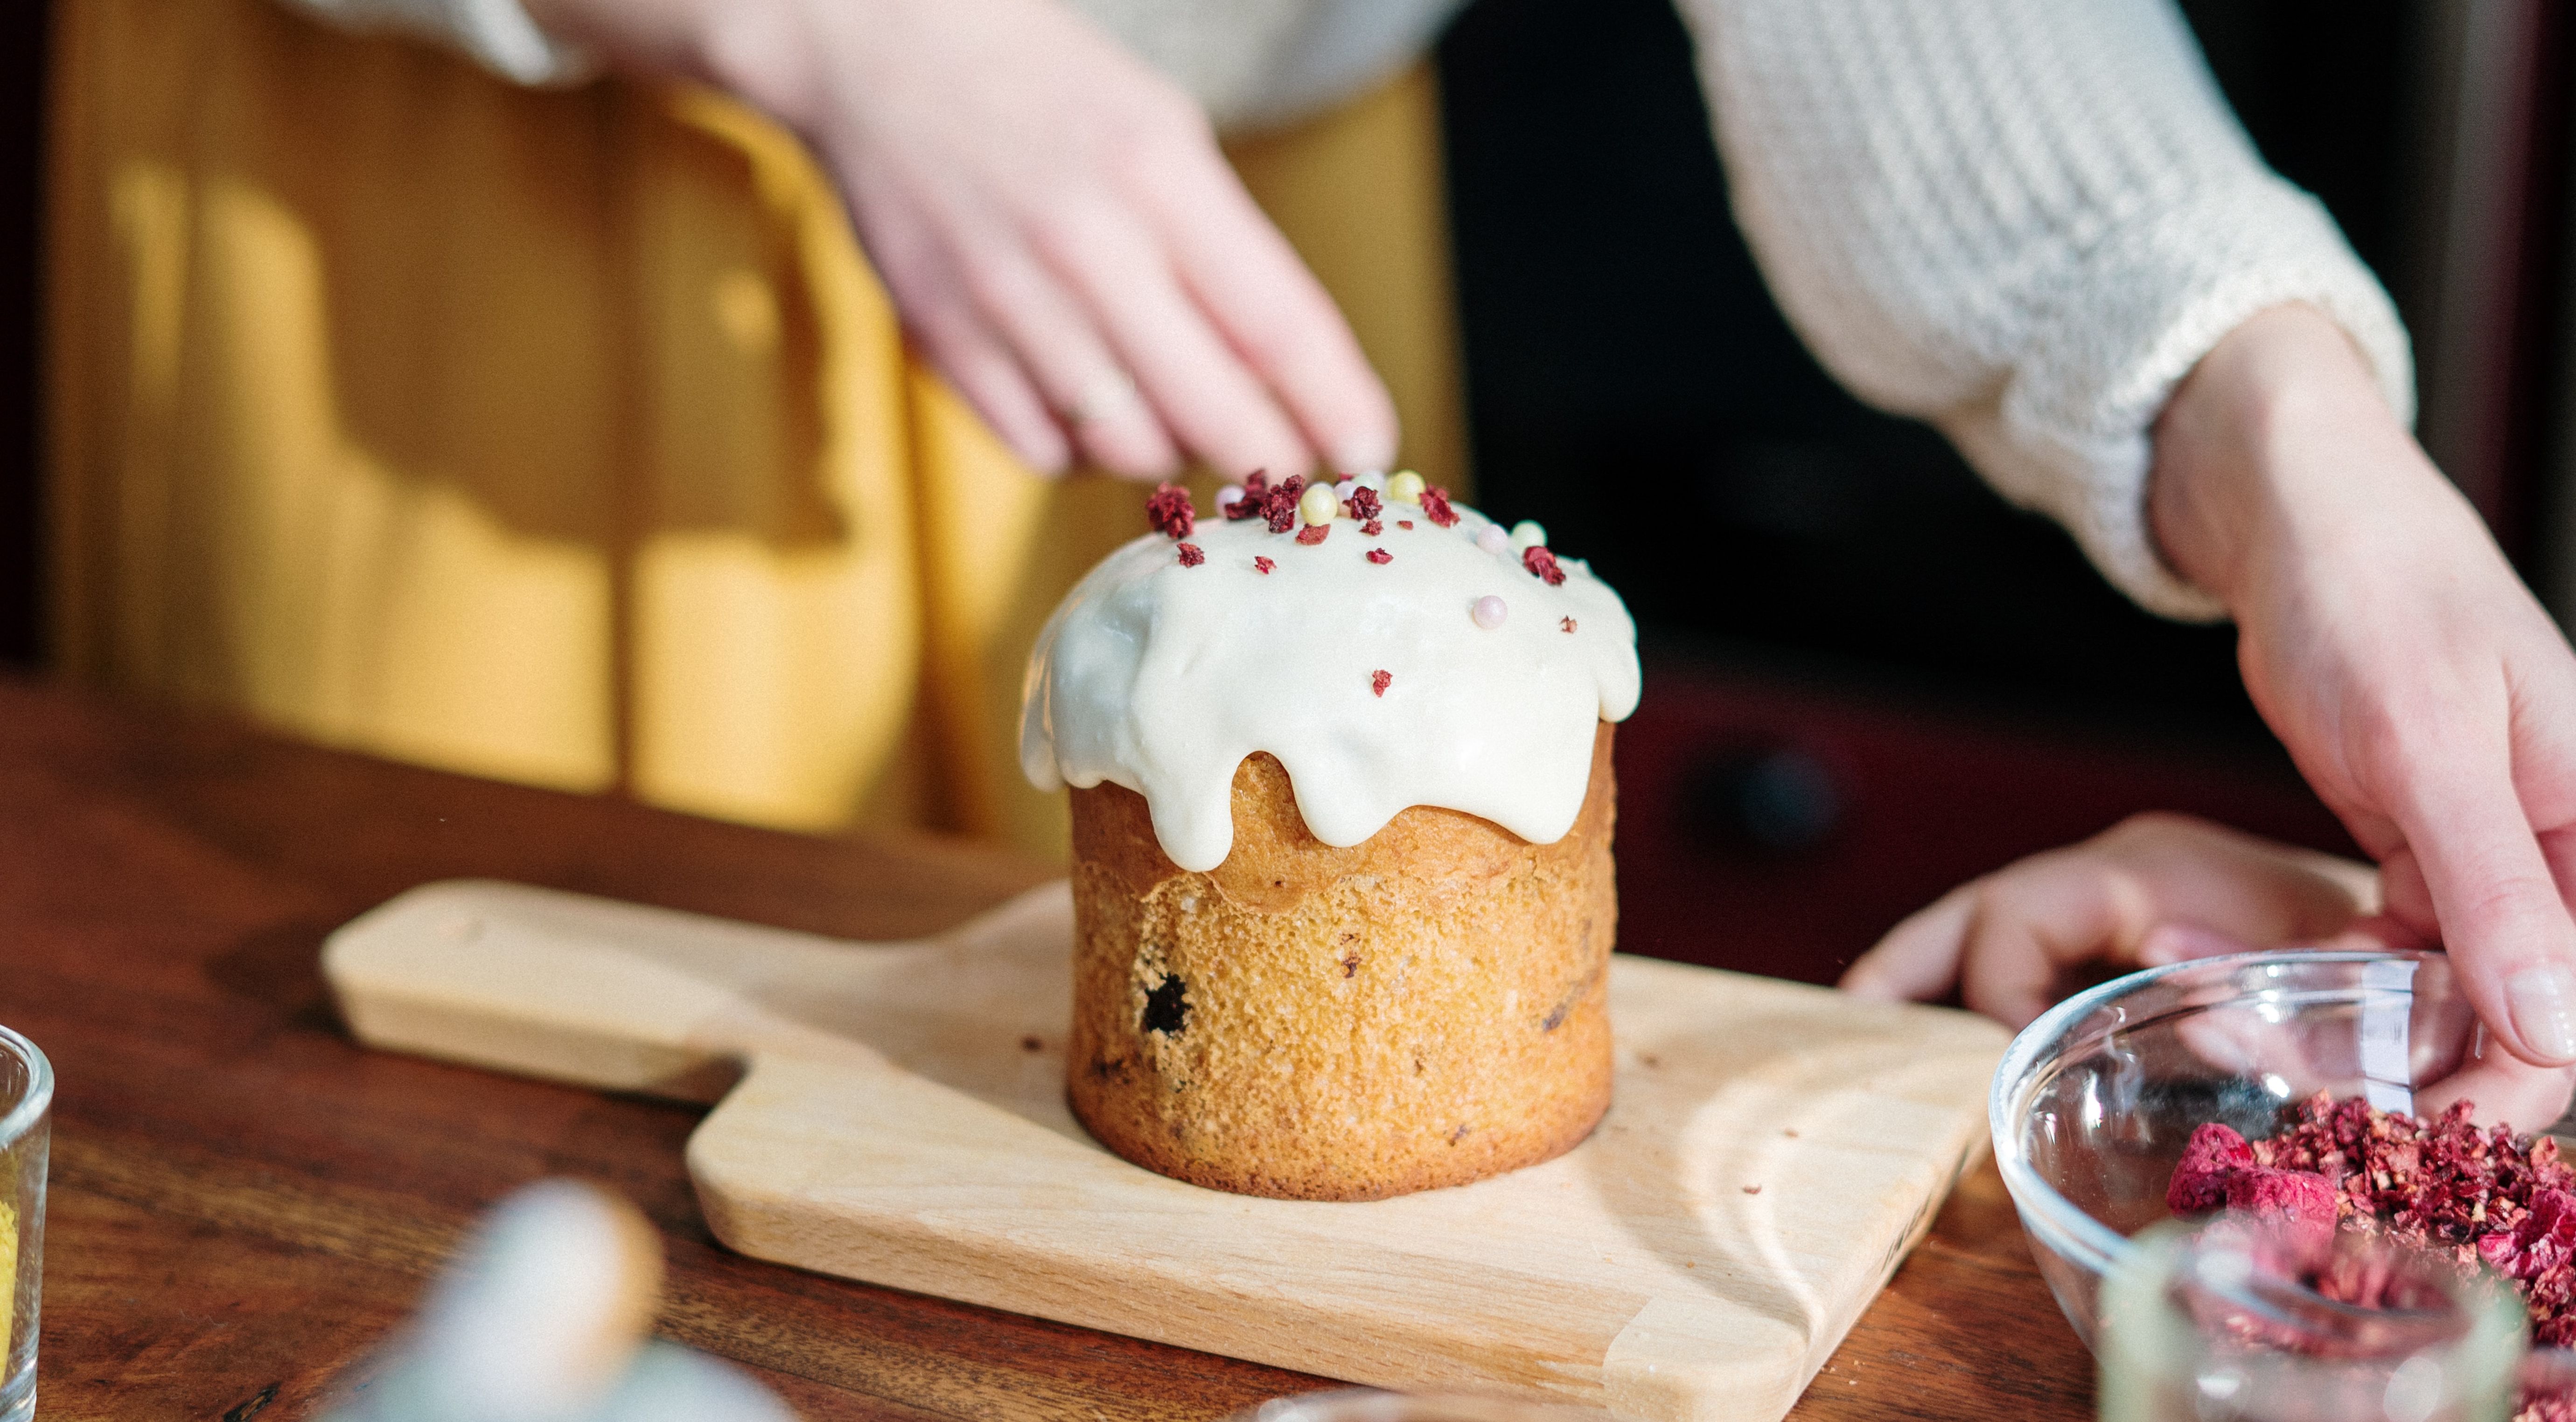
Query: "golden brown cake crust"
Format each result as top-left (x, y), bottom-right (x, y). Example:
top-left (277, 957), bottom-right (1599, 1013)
top-left (1067, 724), bottom-right (1617, 1201)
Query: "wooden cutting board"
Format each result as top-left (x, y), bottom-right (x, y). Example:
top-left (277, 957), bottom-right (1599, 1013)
top-left (322, 879), bottom-right (2009, 1422)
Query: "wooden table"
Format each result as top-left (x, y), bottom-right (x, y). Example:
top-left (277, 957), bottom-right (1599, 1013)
top-left (0, 676), bottom-right (2096, 1421)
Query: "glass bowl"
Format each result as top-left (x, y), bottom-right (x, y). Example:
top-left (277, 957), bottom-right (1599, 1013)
top-left (1989, 949), bottom-right (2576, 1353)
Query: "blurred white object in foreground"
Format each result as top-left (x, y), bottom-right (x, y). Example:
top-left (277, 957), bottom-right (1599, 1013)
top-left (321, 1180), bottom-right (794, 1422)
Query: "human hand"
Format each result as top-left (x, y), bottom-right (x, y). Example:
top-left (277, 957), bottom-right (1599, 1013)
top-left (524, 0), bottom-right (1398, 480)
top-left (1841, 811), bottom-right (2392, 1027)
top-left (2149, 304), bottom-right (2576, 1069)
top-left (1842, 812), bottom-right (2574, 1127)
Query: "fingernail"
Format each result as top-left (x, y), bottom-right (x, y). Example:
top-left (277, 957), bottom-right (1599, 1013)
top-left (2509, 964), bottom-right (2576, 1063)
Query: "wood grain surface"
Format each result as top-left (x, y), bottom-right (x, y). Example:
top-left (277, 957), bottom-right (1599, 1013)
top-left (0, 676), bottom-right (2097, 1420)
top-left (324, 879), bottom-right (2008, 1421)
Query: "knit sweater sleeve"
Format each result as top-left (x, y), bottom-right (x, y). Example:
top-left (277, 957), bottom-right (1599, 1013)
top-left (272, 0), bottom-right (594, 85)
top-left (1673, 0), bottom-right (2413, 621)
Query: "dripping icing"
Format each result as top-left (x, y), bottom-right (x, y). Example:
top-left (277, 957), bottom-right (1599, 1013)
top-left (1019, 489), bottom-right (1639, 872)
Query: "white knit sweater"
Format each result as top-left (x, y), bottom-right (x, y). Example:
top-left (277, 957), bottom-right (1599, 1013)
top-left (278, 0), bottom-right (2412, 621)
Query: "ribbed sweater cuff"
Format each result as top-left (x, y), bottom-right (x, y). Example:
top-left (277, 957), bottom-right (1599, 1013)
top-left (1969, 177), bottom-right (2415, 623)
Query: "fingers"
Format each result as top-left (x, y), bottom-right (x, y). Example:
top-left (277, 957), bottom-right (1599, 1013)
top-left (855, 201), bottom-right (1077, 474)
top-left (1846, 814), bottom-right (2383, 1033)
top-left (1157, 179), bottom-right (1399, 473)
top-left (2387, 750), bottom-right (2576, 1066)
top-left (1955, 849), bottom-right (2143, 1029)
top-left (950, 233), bottom-right (1179, 476)
top-left (1840, 884), bottom-right (1975, 1003)
top-left (2374, 846), bottom-right (2436, 939)
top-left (810, 21), bottom-right (1387, 483)
top-left (1028, 193), bottom-right (1318, 480)
top-left (2135, 922), bottom-right (2256, 966)
top-left (903, 297), bottom-right (1073, 474)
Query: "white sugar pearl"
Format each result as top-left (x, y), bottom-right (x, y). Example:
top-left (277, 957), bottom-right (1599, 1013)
top-left (1353, 469), bottom-right (1387, 488)
top-left (1510, 520), bottom-right (1548, 551)
top-left (1472, 595), bottom-right (1509, 630)
top-left (1217, 484), bottom-right (1243, 510)
top-left (1476, 525), bottom-right (1512, 557)
top-left (1298, 483), bottom-right (1340, 526)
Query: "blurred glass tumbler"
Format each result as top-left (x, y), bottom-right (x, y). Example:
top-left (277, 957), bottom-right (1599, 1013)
top-left (0, 1027), bottom-right (48, 1422)
top-left (2098, 1222), bottom-right (2523, 1422)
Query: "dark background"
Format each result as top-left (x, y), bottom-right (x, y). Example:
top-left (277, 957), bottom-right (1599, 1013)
top-left (0, 0), bottom-right (43, 669)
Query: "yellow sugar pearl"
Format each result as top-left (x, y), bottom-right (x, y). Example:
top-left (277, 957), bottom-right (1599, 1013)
top-left (1386, 470), bottom-right (1426, 505)
top-left (1297, 482), bottom-right (1341, 526)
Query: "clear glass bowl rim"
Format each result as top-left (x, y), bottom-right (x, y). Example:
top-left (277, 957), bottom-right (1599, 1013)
top-left (0, 1022), bottom-right (51, 1150)
top-left (1986, 947), bottom-right (2445, 1285)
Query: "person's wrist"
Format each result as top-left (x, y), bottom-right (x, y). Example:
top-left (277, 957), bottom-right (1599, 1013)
top-left (2148, 303), bottom-right (2458, 613)
top-left (686, 0), bottom-right (834, 134)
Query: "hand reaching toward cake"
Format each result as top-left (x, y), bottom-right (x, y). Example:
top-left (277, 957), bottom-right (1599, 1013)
top-left (521, 0), bottom-right (1398, 481)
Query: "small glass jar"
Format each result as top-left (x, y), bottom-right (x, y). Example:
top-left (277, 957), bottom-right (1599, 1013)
top-left (0, 1025), bottom-right (50, 1422)
top-left (2099, 1221), bottom-right (2525, 1422)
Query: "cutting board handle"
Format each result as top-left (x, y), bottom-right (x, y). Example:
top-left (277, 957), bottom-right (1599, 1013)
top-left (322, 878), bottom-right (784, 1102)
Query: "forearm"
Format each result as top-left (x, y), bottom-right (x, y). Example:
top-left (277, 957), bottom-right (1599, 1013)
top-left (1674, 0), bottom-right (2412, 622)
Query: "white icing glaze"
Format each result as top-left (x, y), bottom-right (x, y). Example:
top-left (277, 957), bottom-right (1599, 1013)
top-left (1019, 492), bottom-right (1641, 872)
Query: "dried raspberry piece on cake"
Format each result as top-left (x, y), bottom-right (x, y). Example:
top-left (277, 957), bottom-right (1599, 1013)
top-left (1347, 486), bottom-right (1382, 521)
top-left (1419, 487), bottom-right (1459, 528)
top-left (1522, 546), bottom-right (1566, 586)
top-left (1223, 472), bottom-right (1271, 520)
top-left (1365, 549), bottom-right (1391, 565)
top-left (1297, 523), bottom-right (1329, 546)
top-left (1370, 669), bottom-right (1391, 697)
top-left (1176, 543), bottom-right (1205, 566)
top-left (1146, 483), bottom-right (1195, 539)
top-left (1262, 475), bottom-right (1307, 534)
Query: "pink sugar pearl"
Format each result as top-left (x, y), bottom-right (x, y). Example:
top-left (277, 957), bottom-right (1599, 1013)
top-left (1471, 595), bottom-right (1508, 630)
